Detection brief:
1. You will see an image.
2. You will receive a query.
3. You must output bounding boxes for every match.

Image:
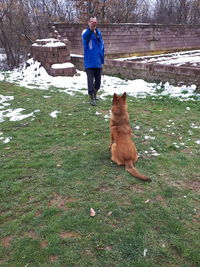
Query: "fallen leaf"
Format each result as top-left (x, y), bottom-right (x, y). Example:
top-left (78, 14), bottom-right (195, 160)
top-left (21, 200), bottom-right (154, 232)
top-left (145, 199), bottom-right (150, 204)
top-left (90, 208), bottom-right (96, 217)
top-left (143, 249), bottom-right (148, 257)
top-left (107, 211), bottom-right (112, 216)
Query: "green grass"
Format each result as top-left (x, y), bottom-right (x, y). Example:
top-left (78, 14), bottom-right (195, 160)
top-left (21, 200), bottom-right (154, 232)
top-left (0, 81), bottom-right (200, 266)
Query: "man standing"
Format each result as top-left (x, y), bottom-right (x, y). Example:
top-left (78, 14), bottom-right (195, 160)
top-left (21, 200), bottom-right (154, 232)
top-left (82, 17), bottom-right (104, 106)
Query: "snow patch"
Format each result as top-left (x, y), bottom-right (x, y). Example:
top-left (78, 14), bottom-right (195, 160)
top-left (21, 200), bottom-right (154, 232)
top-left (50, 111), bottom-right (60, 118)
top-left (51, 62), bottom-right (75, 69)
top-left (1, 58), bottom-right (199, 101)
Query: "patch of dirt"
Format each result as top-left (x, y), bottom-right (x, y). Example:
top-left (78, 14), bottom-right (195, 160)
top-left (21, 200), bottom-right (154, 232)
top-left (35, 211), bottom-right (42, 217)
top-left (48, 193), bottom-right (77, 210)
top-left (129, 184), bottom-right (145, 193)
top-left (84, 249), bottom-right (94, 256)
top-left (186, 180), bottom-right (200, 192)
top-left (181, 147), bottom-right (193, 154)
top-left (116, 175), bottom-right (124, 180)
top-left (1, 236), bottom-right (12, 248)
top-left (44, 145), bottom-right (63, 154)
top-left (40, 240), bottom-right (48, 248)
top-left (143, 110), bottom-right (151, 113)
top-left (153, 195), bottom-right (168, 206)
top-left (117, 200), bottom-right (132, 206)
top-left (97, 185), bottom-right (113, 192)
top-left (96, 246), bottom-right (112, 251)
top-left (24, 231), bottom-right (49, 248)
top-left (192, 212), bottom-right (200, 225)
top-left (98, 109), bottom-right (111, 116)
top-left (38, 224), bottom-right (46, 229)
top-left (17, 175), bottom-right (32, 181)
top-left (60, 232), bottom-right (81, 239)
top-left (141, 140), bottom-right (149, 145)
top-left (26, 230), bottom-right (39, 240)
top-left (66, 146), bottom-right (80, 151)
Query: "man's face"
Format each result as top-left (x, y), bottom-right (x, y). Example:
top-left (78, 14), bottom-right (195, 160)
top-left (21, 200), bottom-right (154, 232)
top-left (89, 17), bottom-right (97, 28)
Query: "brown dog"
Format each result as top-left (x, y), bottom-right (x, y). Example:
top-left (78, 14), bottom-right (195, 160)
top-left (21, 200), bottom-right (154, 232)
top-left (110, 92), bottom-right (151, 181)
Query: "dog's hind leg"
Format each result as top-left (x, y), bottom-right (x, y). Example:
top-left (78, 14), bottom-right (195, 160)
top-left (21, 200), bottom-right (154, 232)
top-left (111, 143), bottom-right (123, 165)
top-left (133, 154), bottom-right (138, 164)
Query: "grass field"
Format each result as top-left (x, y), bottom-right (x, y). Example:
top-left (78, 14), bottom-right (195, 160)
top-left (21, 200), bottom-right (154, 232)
top-left (0, 81), bottom-right (200, 266)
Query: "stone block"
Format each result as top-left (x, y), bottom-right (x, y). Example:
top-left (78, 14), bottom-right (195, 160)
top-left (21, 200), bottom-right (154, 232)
top-left (154, 64), bottom-right (166, 73)
top-left (50, 65), bottom-right (76, 77)
top-left (164, 65), bottom-right (177, 74)
top-left (177, 67), bottom-right (192, 76)
top-left (190, 68), bottom-right (200, 77)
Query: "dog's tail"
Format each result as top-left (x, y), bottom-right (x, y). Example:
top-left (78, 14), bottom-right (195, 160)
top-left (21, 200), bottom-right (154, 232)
top-left (125, 160), bottom-right (151, 182)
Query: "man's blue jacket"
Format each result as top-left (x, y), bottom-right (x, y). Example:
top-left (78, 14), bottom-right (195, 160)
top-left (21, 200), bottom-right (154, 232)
top-left (82, 28), bottom-right (104, 69)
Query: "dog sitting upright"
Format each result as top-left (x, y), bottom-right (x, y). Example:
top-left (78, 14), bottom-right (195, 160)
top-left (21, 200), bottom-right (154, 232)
top-left (110, 92), bottom-right (151, 181)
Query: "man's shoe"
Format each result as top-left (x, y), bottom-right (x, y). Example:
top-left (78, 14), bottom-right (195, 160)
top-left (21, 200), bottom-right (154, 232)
top-left (94, 89), bottom-right (99, 101)
top-left (89, 94), bottom-right (96, 106)
top-left (90, 99), bottom-right (96, 106)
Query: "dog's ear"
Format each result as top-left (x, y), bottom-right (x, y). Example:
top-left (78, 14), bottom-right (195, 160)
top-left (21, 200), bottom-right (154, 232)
top-left (122, 92), bottom-right (126, 101)
top-left (112, 93), bottom-right (117, 103)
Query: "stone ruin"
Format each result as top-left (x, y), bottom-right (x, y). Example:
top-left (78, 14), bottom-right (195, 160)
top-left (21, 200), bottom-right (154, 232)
top-left (48, 23), bottom-right (200, 87)
top-left (30, 23), bottom-right (200, 86)
top-left (31, 35), bottom-right (76, 77)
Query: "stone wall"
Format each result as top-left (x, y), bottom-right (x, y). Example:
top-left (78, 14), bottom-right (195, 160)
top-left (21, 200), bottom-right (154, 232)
top-left (71, 55), bottom-right (200, 87)
top-left (104, 59), bottom-right (200, 87)
top-left (49, 23), bottom-right (200, 57)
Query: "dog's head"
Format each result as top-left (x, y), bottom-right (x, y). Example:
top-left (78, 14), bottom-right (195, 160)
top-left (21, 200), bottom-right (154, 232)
top-left (112, 92), bottom-right (127, 114)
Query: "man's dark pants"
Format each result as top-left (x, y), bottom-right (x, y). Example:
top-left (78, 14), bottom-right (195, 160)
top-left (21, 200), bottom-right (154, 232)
top-left (85, 68), bottom-right (102, 95)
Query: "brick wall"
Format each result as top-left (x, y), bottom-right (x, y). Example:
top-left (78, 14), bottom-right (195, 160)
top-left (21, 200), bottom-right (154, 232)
top-left (31, 38), bottom-right (76, 76)
top-left (49, 23), bottom-right (200, 57)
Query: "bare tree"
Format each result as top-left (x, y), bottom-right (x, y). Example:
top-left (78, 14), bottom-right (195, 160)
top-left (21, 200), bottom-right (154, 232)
top-left (102, 0), bottom-right (137, 23)
top-left (135, 0), bottom-right (152, 23)
top-left (188, 0), bottom-right (200, 24)
top-left (0, 0), bottom-right (32, 69)
top-left (176, 0), bottom-right (190, 23)
top-left (0, 0), bottom-right (199, 70)
top-left (72, 0), bottom-right (104, 22)
top-left (153, 0), bottom-right (175, 24)
top-left (0, 0), bottom-right (77, 69)
top-left (152, 0), bottom-right (199, 24)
